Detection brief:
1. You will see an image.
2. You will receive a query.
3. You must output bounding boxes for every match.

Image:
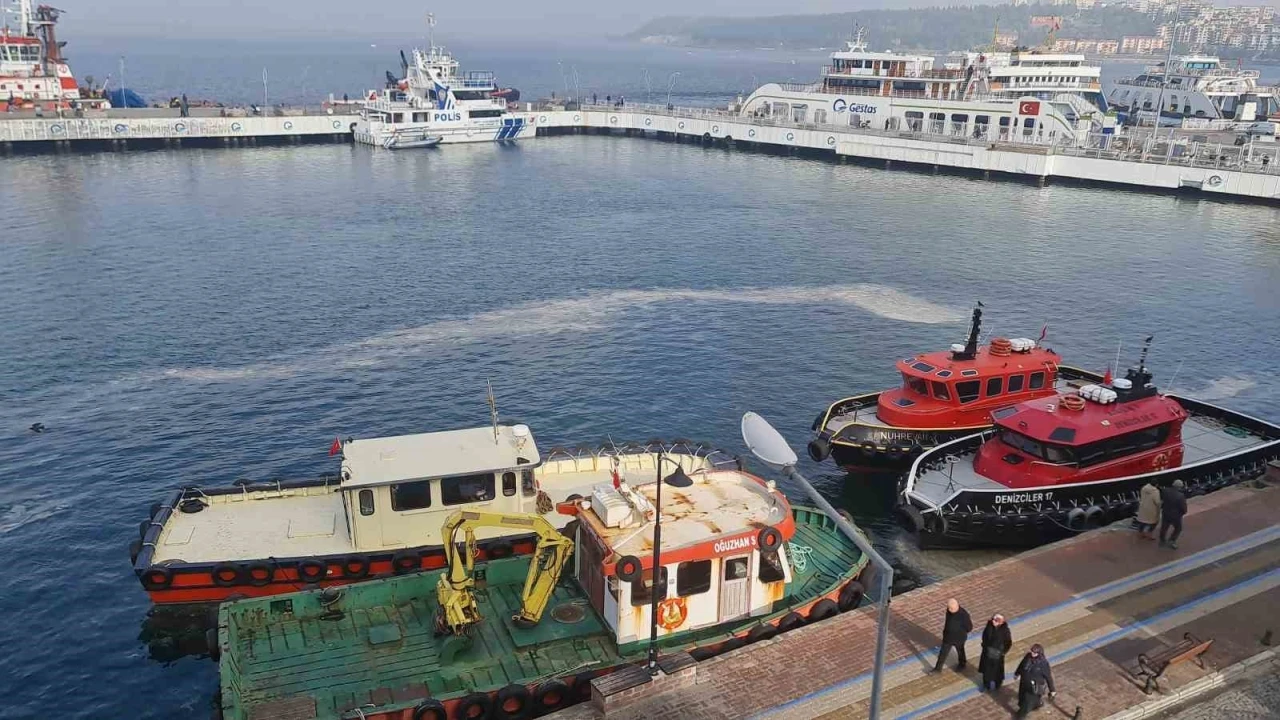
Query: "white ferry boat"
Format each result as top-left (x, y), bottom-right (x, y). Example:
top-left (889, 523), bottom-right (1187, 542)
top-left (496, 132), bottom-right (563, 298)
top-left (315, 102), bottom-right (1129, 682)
top-left (947, 48), bottom-right (1106, 119)
top-left (352, 26), bottom-right (532, 148)
top-left (1107, 55), bottom-right (1280, 123)
top-left (739, 32), bottom-right (1102, 145)
top-left (0, 0), bottom-right (108, 111)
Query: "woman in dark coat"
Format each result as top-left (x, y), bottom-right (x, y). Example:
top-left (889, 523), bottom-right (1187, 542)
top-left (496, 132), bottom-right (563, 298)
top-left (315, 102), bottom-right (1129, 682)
top-left (1014, 644), bottom-right (1057, 719)
top-left (978, 613), bottom-right (1013, 691)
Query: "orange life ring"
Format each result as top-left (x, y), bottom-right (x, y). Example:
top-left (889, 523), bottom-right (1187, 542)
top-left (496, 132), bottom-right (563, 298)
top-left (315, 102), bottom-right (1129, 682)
top-left (1152, 452), bottom-right (1170, 470)
top-left (1060, 394), bottom-right (1085, 411)
top-left (657, 597), bottom-right (688, 631)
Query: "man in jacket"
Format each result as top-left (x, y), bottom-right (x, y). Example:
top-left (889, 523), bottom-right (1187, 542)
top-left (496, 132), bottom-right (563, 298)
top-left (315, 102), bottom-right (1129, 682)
top-left (933, 598), bottom-right (973, 672)
top-left (1135, 481), bottom-right (1162, 540)
top-left (1014, 643), bottom-right (1056, 718)
top-left (1159, 480), bottom-right (1188, 549)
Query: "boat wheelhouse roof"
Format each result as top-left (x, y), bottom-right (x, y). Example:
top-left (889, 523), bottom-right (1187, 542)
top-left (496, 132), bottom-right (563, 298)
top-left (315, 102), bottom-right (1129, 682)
top-left (341, 424), bottom-right (540, 488)
top-left (899, 343), bottom-right (1060, 382)
top-left (576, 469), bottom-right (794, 572)
top-left (993, 391), bottom-right (1185, 447)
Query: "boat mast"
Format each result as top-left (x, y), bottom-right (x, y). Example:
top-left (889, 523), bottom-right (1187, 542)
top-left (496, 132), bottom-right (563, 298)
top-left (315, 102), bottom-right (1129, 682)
top-left (1152, 0), bottom-right (1181, 126)
top-left (953, 303), bottom-right (983, 361)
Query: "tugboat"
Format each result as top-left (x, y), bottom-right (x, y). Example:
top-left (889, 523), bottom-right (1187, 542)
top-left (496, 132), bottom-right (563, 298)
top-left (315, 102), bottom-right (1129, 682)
top-left (0, 0), bottom-right (110, 112)
top-left (900, 340), bottom-right (1280, 548)
top-left (809, 305), bottom-right (1094, 469)
top-left (213, 465), bottom-right (870, 720)
top-left (132, 420), bottom-right (737, 604)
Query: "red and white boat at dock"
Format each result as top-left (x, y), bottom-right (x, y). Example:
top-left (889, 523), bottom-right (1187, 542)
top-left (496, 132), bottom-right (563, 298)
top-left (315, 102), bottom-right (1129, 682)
top-left (1, 0), bottom-right (108, 112)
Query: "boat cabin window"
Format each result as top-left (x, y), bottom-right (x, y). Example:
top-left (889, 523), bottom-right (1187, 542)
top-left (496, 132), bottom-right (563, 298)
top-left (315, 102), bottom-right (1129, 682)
top-left (1029, 371), bottom-right (1046, 390)
top-left (911, 361), bottom-right (936, 373)
top-left (521, 469), bottom-right (537, 497)
top-left (929, 112), bottom-right (945, 133)
top-left (759, 549), bottom-right (786, 583)
top-left (1075, 423), bottom-right (1172, 467)
top-left (630, 567), bottom-right (668, 606)
top-left (502, 471), bottom-right (517, 497)
top-left (391, 480), bottom-right (433, 511)
top-left (905, 111), bottom-right (924, 132)
top-left (950, 113), bottom-right (968, 135)
top-left (986, 377), bottom-right (1003, 397)
top-left (1043, 444), bottom-right (1074, 464)
top-left (903, 373), bottom-right (928, 396)
top-left (772, 103), bottom-right (790, 119)
top-left (814, 109), bottom-right (827, 125)
top-left (441, 473), bottom-right (496, 505)
top-left (1000, 429), bottom-right (1045, 459)
top-left (791, 104), bottom-right (808, 123)
top-left (724, 557), bottom-right (749, 581)
top-left (677, 560), bottom-right (713, 597)
top-left (956, 380), bottom-right (981, 404)
top-left (358, 489), bottom-right (375, 516)
top-left (1008, 374), bottom-right (1025, 393)
top-left (931, 381), bottom-right (951, 401)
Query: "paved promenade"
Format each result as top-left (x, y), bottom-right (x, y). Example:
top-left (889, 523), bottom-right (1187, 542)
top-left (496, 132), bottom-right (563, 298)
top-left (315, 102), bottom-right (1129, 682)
top-left (553, 480), bottom-right (1280, 719)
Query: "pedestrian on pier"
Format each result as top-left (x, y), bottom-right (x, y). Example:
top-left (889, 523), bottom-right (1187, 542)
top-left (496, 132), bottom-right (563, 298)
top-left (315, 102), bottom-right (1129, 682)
top-left (592, 92), bottom-right (597, 104)
top-left (606, 95), bottom-right (611, 105)
top-left (932, 598), bottom-right (972, 672)
top-left (978, 613), bottom-right (1012, 692)
top-left (1159, 479), bottom-right (1187, 549)
top-left (1135, 480), bottom-right (1162, 540)
top-left (180, 93), bottom-right (189, 118)
top-left (1014, 644), bottom-right (1056, 718)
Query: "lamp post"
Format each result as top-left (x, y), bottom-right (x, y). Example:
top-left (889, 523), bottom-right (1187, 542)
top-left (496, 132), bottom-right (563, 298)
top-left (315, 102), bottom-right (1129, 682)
top-left (666, 71), bottom-right (681, 108)
top-left (647, 452), bottom-right (694, 675)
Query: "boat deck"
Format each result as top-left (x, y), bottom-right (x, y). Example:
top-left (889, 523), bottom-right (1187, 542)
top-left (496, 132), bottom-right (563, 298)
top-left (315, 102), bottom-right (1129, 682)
top-left (221, 558), bottom-right (619, 720)
top-left (153, 487), bottom-right (352, 564)
top-left (910, 414), bottom-right (1274, 507)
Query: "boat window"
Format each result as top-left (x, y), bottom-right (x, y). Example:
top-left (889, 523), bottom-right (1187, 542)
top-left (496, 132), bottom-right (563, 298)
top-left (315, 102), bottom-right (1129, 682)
top-left (758, 549), bottom-right (787, 583)
top-left (1000, 430), bottom-right (1044, 459)
top-left (1043, 444), bottom-right (1075, 464)
top-left (992, 406), bottom-right (1019, 420)
top-left (358, 489), bottom-right (375, 516)
top-left (905, 111), bottom-right (924, 132)
top-left (391, 480), bottom-right (433, 511)
top-left (1008, 374), bottom-right (1025, 393)
top-left (814, 109), bottom-right (828, 125)
top-left (1049, 427), bottom-right (1077, 443)
top-left (471, 109), bottom-right (503, 118)
top-left (956, 380), bottom-right (981, 404)
top-left (772, 103), bottom-right (790, 118)
top-left (724, 557), bottom-right (749, 581)
top-left (791, 104), bottom-right (808, 123)
top-left (630, 567), bottom-right (668, 606)
top-left (911, 361), bottom-right (935, 372)
top-left (986, 377), bottom-right (1003, 397)
top-left (1029, 371), bottom-right (1046, 390)
top-left (440, 473), bottom-right (496, 505)
top-left (521, 469), bottom-right (537, 497)
top-left (936, 370), bottom-right (953, 378)
top-left (894, 397), bottom-right (916, 407)
top-left (932, 381), bottom-right (951, 401)
top-left (677, 560), bottom-right (713, 596)
top-left (950, 113), bottom-right (968, 135)
top-left (960, 369), bottom-right (979, 377)
top-left (502, 471), bottom-right (517, 497)
top-left (929, 112), bottom-right (945, 133)
top-left (903, 373), bottom-right (928, 396)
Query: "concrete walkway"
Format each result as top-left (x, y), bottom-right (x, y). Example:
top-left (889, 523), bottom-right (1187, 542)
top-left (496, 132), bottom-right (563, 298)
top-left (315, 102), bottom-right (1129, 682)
top-left (551, 480), bottom-right (1280, 720)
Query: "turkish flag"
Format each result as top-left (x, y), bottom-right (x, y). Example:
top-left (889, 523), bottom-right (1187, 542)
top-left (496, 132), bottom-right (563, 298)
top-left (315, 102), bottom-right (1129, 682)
top-left (329, 438), bottom-right (343, 456)
top-left (1019, 100), bottom-right (1040, 115)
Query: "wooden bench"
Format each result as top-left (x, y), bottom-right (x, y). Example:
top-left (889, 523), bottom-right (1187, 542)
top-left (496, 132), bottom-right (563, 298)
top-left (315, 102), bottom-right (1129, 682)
top-left (1133, 632), bottom-right (1214, 694)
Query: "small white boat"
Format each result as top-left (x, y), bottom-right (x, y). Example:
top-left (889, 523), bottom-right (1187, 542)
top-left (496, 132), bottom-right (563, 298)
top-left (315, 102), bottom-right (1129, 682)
top-left (381, 132), bottom-right (442, 150)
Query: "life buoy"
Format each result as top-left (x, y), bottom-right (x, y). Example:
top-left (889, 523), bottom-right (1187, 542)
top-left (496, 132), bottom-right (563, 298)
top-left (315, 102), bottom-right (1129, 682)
top-left (141, 565), bottom-right (174, 590)
top-left (808, 598), bottom-right (839, 623)
top-left (297, 559), bottom-right (327, 583)
top-left (492, 684), bottom-right (532, 720)
top-left (746, 623), bottom-right (778, 644)
top-left (412, 698), bottom-right (447, 720)
top-left (1083, 506), bottom-right (1105, 529)
top-left (1066, 507), bottom-right (1087, 531)
top-left (777, 611), bottom-right (806, 633)
top-left (212, 563), bottom-right (243, 587)
top-left (454, 692), bottom-right (492, 720)
top-left (488, 541), bottom-right (514, 560)
top-left (758, 526), bottom-right (783, 552)
top-left (341, 555), bottom-right (370, 579)
top-left (615, 555), bottom-right (642, 583)
top-left (392, 551), bottom-right (420, 575)
top-left (533, 679), bottom-right (569, 714)
top-left (838, 580), bottom-right (866, 611)
top-left (657, 597), bottom-right (688, 631)
top-left (244, 561), bottom-right (274, 587)
top-left (807, 437), bottom-right (831, 462)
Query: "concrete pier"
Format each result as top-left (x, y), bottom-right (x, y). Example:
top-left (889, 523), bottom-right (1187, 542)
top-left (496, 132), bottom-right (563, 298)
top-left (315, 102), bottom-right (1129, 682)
top-left (0, 113), bottom-right (358, 151)
top-left (551, 475), bottom-right (1280, 720)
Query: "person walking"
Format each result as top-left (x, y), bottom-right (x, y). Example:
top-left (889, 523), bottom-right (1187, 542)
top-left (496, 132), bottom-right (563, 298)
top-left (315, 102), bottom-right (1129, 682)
top-left (1014, 644), bottom-right (1056, 718)
top-left (978, 613), bottom-right (1013, 692)
top-left (932, 598), bottom-right (972, 672)
top-left (1159, 479), bottom-right (1188, 549)
top-left (1136, 480), bottom-right (1162, 540)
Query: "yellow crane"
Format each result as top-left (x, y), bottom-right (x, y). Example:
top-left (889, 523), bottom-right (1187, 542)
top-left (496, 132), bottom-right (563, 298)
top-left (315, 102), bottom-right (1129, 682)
top-left (435, 510), bottom-right (575, 639)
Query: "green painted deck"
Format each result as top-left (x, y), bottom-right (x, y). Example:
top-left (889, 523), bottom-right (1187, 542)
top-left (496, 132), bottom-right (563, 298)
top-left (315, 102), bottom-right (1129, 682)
top-left (218, 507), bottom-right (867, 720)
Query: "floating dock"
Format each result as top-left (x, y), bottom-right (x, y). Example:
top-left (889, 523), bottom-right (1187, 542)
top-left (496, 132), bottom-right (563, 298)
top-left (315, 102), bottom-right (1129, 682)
top-left (550, 472), bottom-right (1280, 719)
top-left (0, 112), bottom-right (358, 150)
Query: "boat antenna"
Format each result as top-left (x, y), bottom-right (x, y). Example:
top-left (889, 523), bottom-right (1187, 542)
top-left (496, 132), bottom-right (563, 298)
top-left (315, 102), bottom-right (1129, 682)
top-left (486, 379), bottom-right (499, 444)
top-left (1165, 357), bottom-right (1185, 394)
top-left (953, 301), bottom-right (983, 361)
top-left (1136, 335), bottom-right (1153, 375)
top-left (426, 12), bottom-right (436, 52)
top-left (1112, 339), bottom-right (1123, 382)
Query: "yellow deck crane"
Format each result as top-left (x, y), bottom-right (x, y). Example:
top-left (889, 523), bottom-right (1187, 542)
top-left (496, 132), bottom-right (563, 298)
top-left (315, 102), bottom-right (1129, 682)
top-left (434, 510), bottom-right (575, 640)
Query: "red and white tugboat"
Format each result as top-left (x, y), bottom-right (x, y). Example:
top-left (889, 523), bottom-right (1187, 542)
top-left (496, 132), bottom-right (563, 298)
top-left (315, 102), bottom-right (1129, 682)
top-left (809, 305), bottom-right (1094, 470)
top-left (0, 0), bottom-right (108, 111)
top-left (901, 340), bottom-right (1280, 548)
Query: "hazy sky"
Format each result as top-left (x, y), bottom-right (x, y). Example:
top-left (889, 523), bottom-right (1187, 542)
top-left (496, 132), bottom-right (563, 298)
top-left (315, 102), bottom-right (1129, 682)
top-left (55, 0), bottom-right (938, 41)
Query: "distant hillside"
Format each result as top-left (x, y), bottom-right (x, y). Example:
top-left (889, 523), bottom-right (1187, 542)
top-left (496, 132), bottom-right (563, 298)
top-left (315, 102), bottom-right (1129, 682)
top-left (626, 4), bottom-right (1160, 52)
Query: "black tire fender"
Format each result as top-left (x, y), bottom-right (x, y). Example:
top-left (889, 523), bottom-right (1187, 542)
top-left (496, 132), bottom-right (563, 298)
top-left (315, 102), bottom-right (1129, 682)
top-left (454, 692), bottom-right (493, 720)
top-left (808, 598), bottom-right (839, 623)
top-left (412, 698), bottom-right (447, 720)
top-left (140, 565), bottom-right (174, 590)
top-left (923, 513), bottom-right (948, 536)
top-left (1066, 507), bottom-right (1087, 531)
top-left (212, 563), bottom-right (243, 588)
top-left (838, 580), bottom-right (866, 612)
top-left (807, 437), bottom-right (831, 462)
top-left (777, 611), bottom-right (806, 633)
top-left (746, 623), bottom-right (778, 644)
top-left (758, 526), bottom-right (783, 552)
top-left (392, 551), bottom-right (420, 575)
top-left (533, 678), bottom-right (570, 714)
top-left (341, 555), bottom-right (370, 579)
top-left (297, 559), bottom-right (327, 583)
top-left (615, 555), bottom-right (642, 583)
top-left (244, 561), bottom-right (274, 587)
top-left (129, 538), bottom-right (143, 565)
top-left (1083, 505), bottom-right (1105, 529)
top-left (571, 671), bottom-right (595, 702)
top-left (492, 683), bottom-right (532, 720)
top-left (898, 504), bottom-right (925, 533)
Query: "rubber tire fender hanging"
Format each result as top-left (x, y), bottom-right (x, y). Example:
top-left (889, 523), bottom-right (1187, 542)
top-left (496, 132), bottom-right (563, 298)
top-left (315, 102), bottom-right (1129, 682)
top-left (341, 555), bottom-right (370, 579)
top-left (211, 563), bottom-right (243, 588)
top-left (392, 551), bottom-right (420, 575)
top-left (244, 561), bottom-right (274, 587)
top-left (757, 526), bottom-right (783, 553)
top-left (453, 692), bottom-right (492, 720)
top-left (838, 580), bottom-right (866, 612)
top-left (412, 698), bottom-right (447, 720)
top-left (808, 598), bottom-right (840, 623)
top-left (615, 555), bottom-right (642, 583)
top-left (296, 559), bottom-right (327, 583)
top-left (141, 565), bottom-right (174, 590)
top-left (533, 679), bottom-right (570, 714)
top-left (492, 683), bottom-right (532, 720)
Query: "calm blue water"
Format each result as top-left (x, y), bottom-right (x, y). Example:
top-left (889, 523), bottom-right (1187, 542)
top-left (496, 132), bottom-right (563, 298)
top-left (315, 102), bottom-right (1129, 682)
top-left (2, 40), bottom-right (1280, 720)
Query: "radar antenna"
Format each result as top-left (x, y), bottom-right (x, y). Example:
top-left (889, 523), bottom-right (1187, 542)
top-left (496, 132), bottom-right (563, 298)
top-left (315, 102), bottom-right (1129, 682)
top-left (486, 379), bottom-right (500, 444)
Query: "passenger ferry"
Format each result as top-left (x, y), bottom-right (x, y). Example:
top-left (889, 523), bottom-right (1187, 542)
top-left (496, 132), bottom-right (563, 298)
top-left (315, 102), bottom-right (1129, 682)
top-left (900, 342), bottom-right (1280, 548)
top-left (214, 466), bottom-right (871, 720)
top-left (352, 24), bottom-right (533, 148)
top-left (1108, 55), bottom-right (1280, 123)
top-left (810, 306), bottom-right (1095, 470)
top-left (738, 31), bottom-right (1104, 145)
top-left (0, 0), bottom-right (108, 111)
top-left (946, 48), bottom-right (1107, 119)
top-left (131, 421), bottom-right (736, 604)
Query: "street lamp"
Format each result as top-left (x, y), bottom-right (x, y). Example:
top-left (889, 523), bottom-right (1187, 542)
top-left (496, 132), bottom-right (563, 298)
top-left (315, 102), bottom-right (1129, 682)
top-left (646, 452), bottom-right (694, 675)
top-left (666, 71), bottom-right (681, 108)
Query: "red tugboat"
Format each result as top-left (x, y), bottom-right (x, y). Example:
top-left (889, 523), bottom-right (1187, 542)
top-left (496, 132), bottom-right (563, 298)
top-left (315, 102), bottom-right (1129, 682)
top-left (901, 340), bottom-right (1280, 548)
top-left (809, 305), bottom-right (1094, 469)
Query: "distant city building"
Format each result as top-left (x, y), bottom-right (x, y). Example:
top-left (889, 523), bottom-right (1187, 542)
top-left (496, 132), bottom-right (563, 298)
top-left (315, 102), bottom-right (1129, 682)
top-left (1030, 16), bottom-right (1065, 28)
top-left (994, 31), bottom-right (1019, 49)
top-left (1076, 0), bottom-right (1097, 9)
top-left (1096, 40), bottom-right (1120, 54)
top-left (1120, 35), bottom-right (1165, 53)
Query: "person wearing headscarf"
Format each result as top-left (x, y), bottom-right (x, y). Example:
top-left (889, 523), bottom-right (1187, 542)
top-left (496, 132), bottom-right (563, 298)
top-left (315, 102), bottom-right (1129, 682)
top-left (1014, 643), bottom-right (1056, 718)
top-left (978, 613), bottom-right (1013, 691)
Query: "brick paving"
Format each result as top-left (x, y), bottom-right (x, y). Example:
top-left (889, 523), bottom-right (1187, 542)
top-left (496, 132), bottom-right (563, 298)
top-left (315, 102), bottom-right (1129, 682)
top-left (548, 482), bottom-right (1280, 720)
